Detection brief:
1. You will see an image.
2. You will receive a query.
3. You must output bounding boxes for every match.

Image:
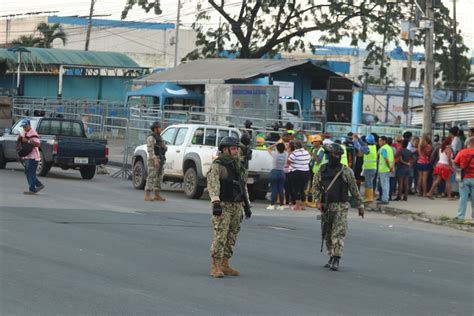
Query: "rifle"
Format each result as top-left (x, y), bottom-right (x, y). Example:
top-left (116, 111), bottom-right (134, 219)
top-left (320, 191), bottom-right (329, 252)
top-left (234, 179), bottom-right (252, 218)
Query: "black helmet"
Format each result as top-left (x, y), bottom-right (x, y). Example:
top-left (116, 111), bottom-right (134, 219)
top-left (326, 143), bottom-right (344, 156)
top-left (244, 119), bottom-right (253, 128)
top-left (218, 136), bottom-right (240, 151)
top-left (240, 133), bottom-right (251, 146)
top-left (150, 121), bottom-right (161, 131)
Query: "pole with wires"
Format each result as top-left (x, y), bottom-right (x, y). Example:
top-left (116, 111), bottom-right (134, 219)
top-left (85, 0), bottom-right (96, 51)
top-left (174, 0), bottom-right (182, 67)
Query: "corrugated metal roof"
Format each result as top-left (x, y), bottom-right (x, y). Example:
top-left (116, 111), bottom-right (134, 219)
top-left (0, 47), bottom-right (142, 68)
top-left (48, 16), bottom-right (175, 30)
top-left (136, 58), bottom-right (338, 85)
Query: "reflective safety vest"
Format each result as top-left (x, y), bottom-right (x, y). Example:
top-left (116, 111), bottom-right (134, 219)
top-left (255, 145), bottom-right (267, 150)
top-left (311, 147), bottom-right (325, 174)
top-left (378, 144), bottom-right (394, 173)
top-left (363, 144), bottom-right (377, 170)
top-left (287, 129), bottom-right (295, 134)
top-left (340, 144), bottom-right (348, 166)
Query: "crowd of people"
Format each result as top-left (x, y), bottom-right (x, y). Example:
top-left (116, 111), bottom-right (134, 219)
top-left (251, 122), bottom-right (474, 220)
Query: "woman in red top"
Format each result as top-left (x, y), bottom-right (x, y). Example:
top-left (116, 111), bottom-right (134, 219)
top-left (417, 134), bottom-right (432, 197)
top-left (426, 137), bottom-right (454, 200)
top-left (454, 137), bottom-right (474, 219)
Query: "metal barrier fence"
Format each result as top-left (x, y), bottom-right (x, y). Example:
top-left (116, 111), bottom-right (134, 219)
top-left (11, 96), bottom-right (447, 179)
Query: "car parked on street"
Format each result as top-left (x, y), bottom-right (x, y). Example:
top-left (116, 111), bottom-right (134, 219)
top-left (0, 116), bottom-right (108, 179)
top-left (131, 124), bottom-right (271, 200)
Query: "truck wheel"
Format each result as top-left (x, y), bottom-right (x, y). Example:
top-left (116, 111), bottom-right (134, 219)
top-left (80, 166), bottom-right (96, 180)
top-left (0, 146), bottom-right (6, 169)
top-left (248, 184), bottom-right (267, 202)
top-left (183, 167), bottom-right (204, 199)
top-left (132, 159), bottom-right (146, 190)
top-left (36, 151), bottom-right (51, 177)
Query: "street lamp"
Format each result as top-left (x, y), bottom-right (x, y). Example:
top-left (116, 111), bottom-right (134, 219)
top-left (7, 46), bottom-right (30, 96)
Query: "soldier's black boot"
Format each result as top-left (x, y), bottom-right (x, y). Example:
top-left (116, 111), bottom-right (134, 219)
top-left (330, 256), bottom-right (340, 271)
top-left (324, 256), bottom-right (334, 268)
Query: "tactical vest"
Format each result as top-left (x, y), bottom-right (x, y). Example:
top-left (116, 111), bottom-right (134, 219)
top-left (378, 144), bottom-right (394, 173)
top-left (216, 160), bottom-right (244, 203)
top-left (151, 133), bottom-right (166, 160)
top-left (320, 164), bottom-right (349, 203)
top-left (364, 144), bottom-right (377, 170)
top-left (340, 144), bottom-right (348, 166)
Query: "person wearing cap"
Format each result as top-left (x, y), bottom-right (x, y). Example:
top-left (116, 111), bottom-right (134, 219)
top-left (354, 133), bottom-right (377, 202)
top-left (377, 136), bottom-right (395, 205)
top-left (144, 121), bottom-right (167, 202)
top-left (309, 135), bottom-right (325, 173)
top-left (307, 135), bottom-right (325, 207)
top-left (255, 134), bottom-right (267, 150)
top-left (313, 143), bottom-right (364, 271)
top-left (18, 119), bottom-right (45, 195)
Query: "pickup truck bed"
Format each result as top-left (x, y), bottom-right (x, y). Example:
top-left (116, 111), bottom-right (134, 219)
top-left (0, 117), bottom-right (108, 179)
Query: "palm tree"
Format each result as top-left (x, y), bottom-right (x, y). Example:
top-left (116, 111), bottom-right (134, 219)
top-left (35, 22), bottom-right (67, 48)
top-left (9, 35), bottom-right (41, 47)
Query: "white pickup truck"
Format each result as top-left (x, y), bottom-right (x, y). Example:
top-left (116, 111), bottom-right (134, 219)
top-left (131, 124), bottom-right (271, 200)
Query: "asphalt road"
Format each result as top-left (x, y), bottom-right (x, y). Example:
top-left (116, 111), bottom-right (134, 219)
top-left (1, 163), bottom-right (473, 316)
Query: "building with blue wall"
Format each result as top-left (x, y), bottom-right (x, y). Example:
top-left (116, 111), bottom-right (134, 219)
top-left (0, 47), bottom-right (148, 101)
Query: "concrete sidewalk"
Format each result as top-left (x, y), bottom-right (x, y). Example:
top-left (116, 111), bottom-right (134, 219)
top-left (366, 195), bottom-right (473, 232)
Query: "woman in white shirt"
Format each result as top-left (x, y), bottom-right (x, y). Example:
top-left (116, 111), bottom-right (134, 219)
top-left (287, 140), bottom-right (311, 210)
top-left (266, 142), bottom-right (288, 210)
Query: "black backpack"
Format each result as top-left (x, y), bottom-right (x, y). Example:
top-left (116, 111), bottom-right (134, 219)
top-left (16, 135), bottom-right (39, 157)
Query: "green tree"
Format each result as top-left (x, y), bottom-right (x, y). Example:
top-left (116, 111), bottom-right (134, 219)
top-left (9, 35), bottom-right (41, 47)
top-left (35, 22), bottom-right (67, 48)
top-left (354, 2), bottom-right (471, 91)
top-left (121, 0), bottom-right (162, 19)
top-left (428, 4), bottom-right (471, 96)
top-left (177, 0), bottom-right (394, 60)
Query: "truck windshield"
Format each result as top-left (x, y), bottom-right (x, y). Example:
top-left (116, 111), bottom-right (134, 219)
top-left (286, 102), bottom-right (300, 116)
top-left (37, 119), bottom-right (85, 137)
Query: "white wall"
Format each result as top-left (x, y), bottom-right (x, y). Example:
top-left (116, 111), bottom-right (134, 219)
top-left (0, 16), bottom-right (197, 68)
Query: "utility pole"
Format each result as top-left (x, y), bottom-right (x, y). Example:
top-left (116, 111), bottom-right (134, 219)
top-left (85, 0), bottom-right (96, 51)
top-left (174, 0), bottom-right (182, 67)
top-left (379, 5), bottom-right (390, 84)
top-left (452, 0), bottom-right (458, 102)
top-left (422, 0), bottom-right (434, 136)
top-left (402, 1), bottom-right (416, 125)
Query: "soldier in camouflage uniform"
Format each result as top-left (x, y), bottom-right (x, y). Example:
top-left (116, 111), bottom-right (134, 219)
top-left (312, 143), bottom-right (364, 271)
top-left (207, 136), bottom-right (252, 278)
top-left (144, 121), bottom-right (167, 202)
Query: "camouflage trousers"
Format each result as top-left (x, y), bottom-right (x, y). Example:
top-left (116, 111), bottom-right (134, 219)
top-left (321, 202), bottom-right (349, 257)
top-left (210, 202), bottom-right (242, 259)
top-left (145, 161), bottom-right (164, 192)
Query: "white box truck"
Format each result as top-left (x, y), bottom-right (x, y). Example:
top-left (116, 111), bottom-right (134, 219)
top-left (204, 84), bottom-right (304, 129)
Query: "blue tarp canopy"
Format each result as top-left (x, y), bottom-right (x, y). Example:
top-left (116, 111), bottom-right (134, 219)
top-left (126, 82), bottom-right (202, 107)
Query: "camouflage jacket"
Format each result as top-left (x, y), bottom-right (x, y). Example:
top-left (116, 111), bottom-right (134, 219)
top-left (207, 160), bottom-right (249, 204)
top-left (312, 165), bottom-right (364, 209)
top-left (146, 133), bottom-right (167, 161)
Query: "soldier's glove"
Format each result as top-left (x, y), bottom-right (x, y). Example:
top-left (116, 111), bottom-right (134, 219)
top-left (244, 205), bottom-right (252, 219)
top-left (212, 202), bottom-right (222, 216)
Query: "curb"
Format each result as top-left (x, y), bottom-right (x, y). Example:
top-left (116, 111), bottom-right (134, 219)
top-left (366, 204), bottom-right (474, 233)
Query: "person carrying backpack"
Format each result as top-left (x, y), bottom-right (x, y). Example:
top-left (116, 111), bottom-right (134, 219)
top-left (18, 119), bottom-right (45, 195)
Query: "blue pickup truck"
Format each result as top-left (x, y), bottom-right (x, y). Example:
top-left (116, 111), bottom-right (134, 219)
top-left (0, 116), bottom-right (108, 179)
